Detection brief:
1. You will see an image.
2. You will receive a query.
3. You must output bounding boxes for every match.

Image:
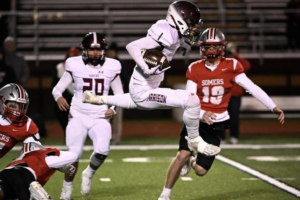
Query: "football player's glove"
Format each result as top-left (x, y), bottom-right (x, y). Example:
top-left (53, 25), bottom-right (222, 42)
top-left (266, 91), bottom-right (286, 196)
top-left (82, 91), bottom-right (106, 105)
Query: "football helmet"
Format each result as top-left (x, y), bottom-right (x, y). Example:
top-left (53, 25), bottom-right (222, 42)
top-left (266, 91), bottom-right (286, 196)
top-left (80, 32), bottom-right (107, 66)
top-left (199, 27), bottom-right (227, 62)
top-left (166, 1), bottom-right (203, 45)
top-left (0, 83), bottom-right (29, 126)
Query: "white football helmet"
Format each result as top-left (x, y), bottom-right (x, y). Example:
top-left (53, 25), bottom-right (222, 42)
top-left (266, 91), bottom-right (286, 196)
top-left (199, 27), bottom-right (227, 62)
top-left (166, 1), bottom-right (203, 45)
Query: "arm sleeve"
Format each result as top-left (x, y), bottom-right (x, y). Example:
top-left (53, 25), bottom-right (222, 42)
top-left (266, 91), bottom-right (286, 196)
top-left (45, 151), bottom-right (77, 169)
top-left (234, 73), bottom-right (276, 111)
top-left (126, 36), bottom-right (161, 72)
top-left (111, 75), bottom-right (124, 95)
top-left (185, 80), bottom-right (197, 94)
top-left (52, 71), bottom-right (73, 101)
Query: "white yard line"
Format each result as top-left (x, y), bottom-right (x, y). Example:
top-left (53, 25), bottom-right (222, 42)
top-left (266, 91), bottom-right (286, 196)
top-left (11, 143), bottom-right (300, 151)
top-left (216, 155), bottom-right (300, 198)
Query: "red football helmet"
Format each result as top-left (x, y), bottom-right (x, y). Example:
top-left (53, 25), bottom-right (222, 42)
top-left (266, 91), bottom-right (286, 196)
top-left (199, 28), bottom-right (227, 62)
top-left (80, 32), bottom-right (107, 66)
top-left (0, 83), bottom-right (29, 126)
top-left (166, 1), bottom-right (203, 45)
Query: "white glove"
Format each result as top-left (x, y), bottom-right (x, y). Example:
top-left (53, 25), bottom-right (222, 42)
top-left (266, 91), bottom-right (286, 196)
top-left (82, 91), bottom-right (106, 105)
top-left (143, 64), bottom-right (171, 75)
top-left (58, 164), bottom-right (76, 176)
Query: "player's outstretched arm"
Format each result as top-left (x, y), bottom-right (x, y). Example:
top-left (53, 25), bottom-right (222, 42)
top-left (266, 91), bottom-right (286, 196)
top-left (273, 107), bottom-right (285, 124)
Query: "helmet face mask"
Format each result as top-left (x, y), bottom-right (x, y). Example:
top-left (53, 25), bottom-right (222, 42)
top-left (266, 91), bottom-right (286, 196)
top-left (0, 84), bottom-right (29, 126)
top-left (199, 28), bottom-right (227, 62)
top-left (80, 32), bottom-right (107, 66)
top-left (166, 1), bottom-right (203, 45)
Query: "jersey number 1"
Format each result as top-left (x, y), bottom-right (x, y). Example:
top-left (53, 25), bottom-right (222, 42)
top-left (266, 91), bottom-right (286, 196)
top-left (202, 86), bottom-right (224, 105)
top-left (83, 78), bottom-right (104, 95)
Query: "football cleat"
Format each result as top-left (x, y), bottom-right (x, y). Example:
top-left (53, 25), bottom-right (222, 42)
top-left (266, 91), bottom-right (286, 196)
top-left (60, 185), bottom-right (73, 200)
top-left (180, 155), bottom-right (196, 176)
top-left (81, 169), bottom-right (93, 195)
top-left (29, 181), bottom-right (52, 200)
top-left (82, 91), bottom-right (106, 105)
top-left (185, 136), bottom-right (221, 156)
top-left (158, 192), bottom-right (170, 200)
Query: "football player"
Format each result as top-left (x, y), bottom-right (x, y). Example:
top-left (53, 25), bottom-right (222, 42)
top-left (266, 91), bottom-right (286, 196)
top-left (82, 1), bottom-right (221, 157)
top-left (0, 142), bottom-right (77, 200)
top-left (0, 83), bottom-right (42, 159)
top-left (52, 32), bottom-right (124, 200)
top-left (157, 28), bottom-right (285, 200)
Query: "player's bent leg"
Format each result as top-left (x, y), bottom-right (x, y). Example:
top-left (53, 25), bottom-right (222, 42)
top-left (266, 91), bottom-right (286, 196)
top-left (180, 155), bottom-right (196, 176)
top-left (81, 153), bottom-right (107, 195)
top-left (182, 94), bottom-right (200, 139)
top-left (183, 94), bottom-right (221, 156)
top-left (29, 181), bottom-right (52, 200)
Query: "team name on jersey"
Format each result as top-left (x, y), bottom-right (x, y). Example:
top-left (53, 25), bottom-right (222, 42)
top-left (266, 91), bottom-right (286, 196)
top-left (89, 74), bottom-right (100, 78)
top-left (0, 133), bottom-right (10, 142)
top-left (146, 93), bottom-right (167, 103)
top-left (202, 79), bottom-right (224, 86)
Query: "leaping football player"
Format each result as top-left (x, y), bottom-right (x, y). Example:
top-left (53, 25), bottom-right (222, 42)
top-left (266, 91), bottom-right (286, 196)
top-left (157, 27), bottom-right (284, 200)
top-left (82, 1), bottom-right (221, 157)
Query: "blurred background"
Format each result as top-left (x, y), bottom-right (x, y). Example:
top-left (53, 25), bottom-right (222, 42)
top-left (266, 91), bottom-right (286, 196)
top-left (0, 0), bottom-right (299, 140)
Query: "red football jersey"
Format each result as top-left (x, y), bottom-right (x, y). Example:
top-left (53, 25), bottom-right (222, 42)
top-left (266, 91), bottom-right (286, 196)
top-left (7, 148), bottom-right (60, 186)
top-left (0, 116), bottom-right (39, 158)
top-left (186, 58), bottom-right (244, 113)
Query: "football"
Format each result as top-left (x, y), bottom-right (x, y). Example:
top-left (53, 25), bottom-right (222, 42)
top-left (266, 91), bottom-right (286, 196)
top-left (142, 49), bottom-right (169, 69)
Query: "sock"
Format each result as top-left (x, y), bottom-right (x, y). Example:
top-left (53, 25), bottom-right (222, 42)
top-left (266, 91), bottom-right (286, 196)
top-left (162, 187), bottom-right (171, 196)
top-left (63, 180), bottom-right (72, 187)
top-left (86, 165), bottom-right (96, 175)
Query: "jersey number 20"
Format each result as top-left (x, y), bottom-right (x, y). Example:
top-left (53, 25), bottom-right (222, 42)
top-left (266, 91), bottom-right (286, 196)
top-left (83, 78), bottom-right (104, 95)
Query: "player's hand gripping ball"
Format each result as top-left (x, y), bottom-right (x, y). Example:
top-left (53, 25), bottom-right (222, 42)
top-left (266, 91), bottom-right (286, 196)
top-left (142, 49), bottom-right (170, 70)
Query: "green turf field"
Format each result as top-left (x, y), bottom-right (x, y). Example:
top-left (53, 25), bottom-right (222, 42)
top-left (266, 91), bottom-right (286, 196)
top-left (1, 136), bottom-right (299, 200)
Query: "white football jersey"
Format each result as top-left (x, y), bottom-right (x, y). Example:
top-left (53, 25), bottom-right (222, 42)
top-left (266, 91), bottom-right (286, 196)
top-left (147, 19), bottom-right (181, 62)
top-left (130, 19), bottom-right (188, 89)
top-left (65, 56), bottom-right (121, 118)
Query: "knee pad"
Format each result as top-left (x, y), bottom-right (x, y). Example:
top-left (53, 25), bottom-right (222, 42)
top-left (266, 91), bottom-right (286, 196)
top-left (90, 152), bottom-right (107, 168)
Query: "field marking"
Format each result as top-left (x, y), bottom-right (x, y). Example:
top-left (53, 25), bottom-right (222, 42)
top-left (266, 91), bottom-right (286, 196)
top-left (180, 177), bottom-right (193, 181)
top-left (242, 178), bottom-right (296, 181)
top-left (216, 155), bottom-right (300, 198)
top-left (247, 156), bottom-right (300, 161)
top-left (99, 178), bottom-right (111, 182)
top-left (11, 143), bottom-right (300, 151)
